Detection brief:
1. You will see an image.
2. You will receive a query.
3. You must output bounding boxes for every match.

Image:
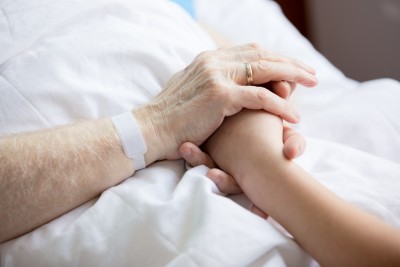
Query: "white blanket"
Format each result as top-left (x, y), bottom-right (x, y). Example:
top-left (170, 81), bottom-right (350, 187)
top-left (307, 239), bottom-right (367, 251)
top-left (1, 0), bottom-right (400, 266)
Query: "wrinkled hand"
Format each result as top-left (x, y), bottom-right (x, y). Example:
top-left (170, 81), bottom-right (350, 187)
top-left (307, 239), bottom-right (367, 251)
top-left (179, 120), bottom-right (306, 219)
top-left (134, 43), bottom-right (317, 163)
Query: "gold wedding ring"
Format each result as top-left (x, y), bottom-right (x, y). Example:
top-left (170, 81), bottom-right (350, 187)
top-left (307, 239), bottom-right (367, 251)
top-left (244, 62), bottom-right (253, 85)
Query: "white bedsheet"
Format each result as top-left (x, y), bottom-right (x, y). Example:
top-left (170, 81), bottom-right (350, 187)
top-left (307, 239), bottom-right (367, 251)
top-left (1, 0), bottom-right (400, 266)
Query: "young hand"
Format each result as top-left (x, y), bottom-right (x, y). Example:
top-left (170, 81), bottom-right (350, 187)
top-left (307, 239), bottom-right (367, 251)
top-left (179, 122), bottom-right (305, 218)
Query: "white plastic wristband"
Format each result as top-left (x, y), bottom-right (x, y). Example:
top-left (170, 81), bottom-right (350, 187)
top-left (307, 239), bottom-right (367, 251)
top-left (112, 112), bottom-right (147, 170)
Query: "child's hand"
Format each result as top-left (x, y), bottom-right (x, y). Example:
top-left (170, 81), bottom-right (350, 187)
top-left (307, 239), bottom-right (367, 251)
top-left (179, 126), bottom-right (305, 191)
top-left (178, 125), bottom-right (305, 218)
top-left (179, 141), bottom-right (268, 219)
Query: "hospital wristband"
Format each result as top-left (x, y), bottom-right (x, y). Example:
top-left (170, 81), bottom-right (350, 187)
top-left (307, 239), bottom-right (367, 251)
top-left (111, 112), bottom-right (147, 170)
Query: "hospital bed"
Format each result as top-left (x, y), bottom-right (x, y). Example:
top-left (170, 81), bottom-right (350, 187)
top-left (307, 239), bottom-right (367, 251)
top-left (1, 0), bottom-right (400, 266)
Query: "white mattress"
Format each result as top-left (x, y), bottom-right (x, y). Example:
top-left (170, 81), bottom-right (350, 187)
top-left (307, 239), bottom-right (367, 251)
top-left (1, 0), bottom-right (399, 266)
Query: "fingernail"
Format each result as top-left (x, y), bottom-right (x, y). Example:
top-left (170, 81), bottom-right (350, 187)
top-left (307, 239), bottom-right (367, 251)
top-left (310, 75), bottom-right (318, 86)
top-left (293, 110), bottom-right (301, 121)
top-left (213, 177), bottom-right (221, 186)
top-left (297, 143), bottom-right (305, 156)
top-left (180, 147), bottom-right (191, 157)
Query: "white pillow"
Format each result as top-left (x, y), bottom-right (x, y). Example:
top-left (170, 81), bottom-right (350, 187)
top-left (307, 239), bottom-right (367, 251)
top-left (0, 0), bottom-right (215, 135)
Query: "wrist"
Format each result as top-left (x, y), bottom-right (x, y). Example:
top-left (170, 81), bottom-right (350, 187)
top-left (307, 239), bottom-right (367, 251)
top-left (133, 105), bottom-right (174, 164)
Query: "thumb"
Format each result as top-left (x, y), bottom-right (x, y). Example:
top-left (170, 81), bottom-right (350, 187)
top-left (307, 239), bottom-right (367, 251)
top-left (282, 126), bottom-right (306, 160)
top-left (230, 85), bottom-right (301, 123)
top-left (179, 142), bottom-right (216, 168)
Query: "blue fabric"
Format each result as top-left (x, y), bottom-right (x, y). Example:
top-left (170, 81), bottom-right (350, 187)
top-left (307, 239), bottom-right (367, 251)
top-left (170, 0), bottom-right (196, 18)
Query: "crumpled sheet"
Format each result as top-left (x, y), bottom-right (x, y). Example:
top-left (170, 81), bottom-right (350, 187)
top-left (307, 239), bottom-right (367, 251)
top-left (1, 0), bottom-right (399, 266)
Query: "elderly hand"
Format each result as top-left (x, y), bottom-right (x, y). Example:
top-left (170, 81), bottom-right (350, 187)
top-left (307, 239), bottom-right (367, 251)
top-left (134, 43), bottom-right (317, 164)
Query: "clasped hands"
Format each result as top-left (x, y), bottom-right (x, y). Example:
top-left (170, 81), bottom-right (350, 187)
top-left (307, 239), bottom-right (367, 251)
top-left (135, 43), bottom-right (317, 214)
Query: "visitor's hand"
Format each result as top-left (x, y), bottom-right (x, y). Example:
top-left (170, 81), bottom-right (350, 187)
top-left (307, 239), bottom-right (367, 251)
top-left (179, 125), bottom-right (305, 193)
top-left (135, 43), bottom-right (316, 163)
top-left (179, 123), bottom-right (306, 219)
top-left (179, 140), bottom-right (270, 219)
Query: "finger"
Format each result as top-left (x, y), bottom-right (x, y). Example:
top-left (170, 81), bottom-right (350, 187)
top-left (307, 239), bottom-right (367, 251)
top-left (234, 50), bottom-right (316, 75)
top-left (230, 85), bottom-right (300, 123)
top-left (288, 81), bottom-right (297, 96)
top-left (282, 126), bottom-right (306, 159)
top-left (271, 81), bottom-right (292, 99)
top-left (250, 204), bottom-right (269, 219)
top-left (223, 43), bottom-right (316, 75)
top-left (206, 168), bottom-right (243, 195)
top-left (270, 81), bottom-right (297, 99)
top-left (242, 60), bottom-right (318, 87)
top-left (179, 142), bottom-right (216, 168)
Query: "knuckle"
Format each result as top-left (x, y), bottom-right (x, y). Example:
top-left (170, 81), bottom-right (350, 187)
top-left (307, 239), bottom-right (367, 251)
top-left (256, 89), bottom-right (270, 103)
top-left (196, 68), bottom-right (228, 98)
top-left (195, 57), bottom-right (209, 67)
top-left (196, 50), bottom-right (210, 60)
top-left (247, 42), bottom-right (264, 51)
top-left (213, 81), bottom-right (230, 97)
top-left (205, 75), bottom-right (222, 89)
top-left (195, 63), bottom-right (220, 84)
top-left (256, 60), bottom-right (272, 71)
top-left (194, 50), bottom-right (213, 65)
top-left (202, 62), bottom-right (217, 75)
top-left (202, 76), bottom-right (229, 99)
top-left (226, 66), bottom-right (240, 80)
top-left (253, 50), bottom-right (265, 60)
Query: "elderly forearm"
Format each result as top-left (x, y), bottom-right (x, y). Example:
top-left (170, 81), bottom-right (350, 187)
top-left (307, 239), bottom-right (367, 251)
top-left (0, 118), bottom-right (134, 243)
